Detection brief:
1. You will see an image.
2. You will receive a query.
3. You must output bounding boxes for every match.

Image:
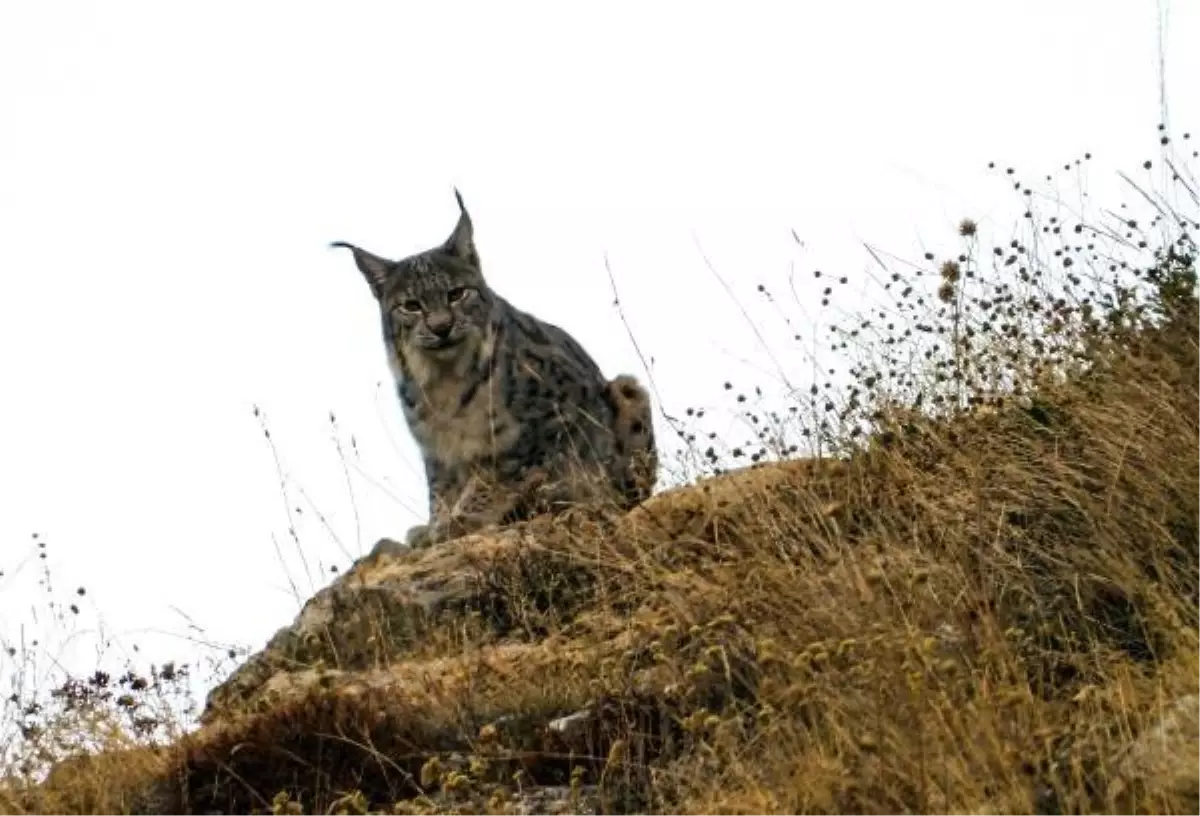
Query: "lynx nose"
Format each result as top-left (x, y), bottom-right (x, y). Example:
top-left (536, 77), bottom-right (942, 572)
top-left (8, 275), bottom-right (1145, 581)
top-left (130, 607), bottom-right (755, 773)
top-left (426, 312), bottom-right (454, 339)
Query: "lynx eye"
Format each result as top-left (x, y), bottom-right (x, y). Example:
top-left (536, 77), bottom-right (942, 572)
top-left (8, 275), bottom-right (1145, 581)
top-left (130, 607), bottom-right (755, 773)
top-left (447, 287), bottom-right (468, 304)
top-left (400, 299), bottom-right (423, 313)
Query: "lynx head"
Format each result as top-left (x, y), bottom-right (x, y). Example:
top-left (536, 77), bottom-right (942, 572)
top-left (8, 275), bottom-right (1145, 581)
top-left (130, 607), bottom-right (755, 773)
top-left (333, 190), bottom-right (494, 362)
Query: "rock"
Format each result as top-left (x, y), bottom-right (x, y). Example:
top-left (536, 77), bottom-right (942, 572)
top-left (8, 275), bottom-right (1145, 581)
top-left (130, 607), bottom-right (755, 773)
top-left (509, 784), bottom-right (598, 815)
top-left (1109, 693), bottom-right (1199, 807)
top-left (547, 708), bottom-right (594, 741)
top-left (199, 458), bottom-right (815, 726)
top-left (201, 524), bottom-right (598, 723)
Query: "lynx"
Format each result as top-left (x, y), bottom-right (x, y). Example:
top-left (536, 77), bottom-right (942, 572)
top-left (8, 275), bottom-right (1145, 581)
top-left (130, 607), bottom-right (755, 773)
top-left (333, 191), bottom-right (657, 548)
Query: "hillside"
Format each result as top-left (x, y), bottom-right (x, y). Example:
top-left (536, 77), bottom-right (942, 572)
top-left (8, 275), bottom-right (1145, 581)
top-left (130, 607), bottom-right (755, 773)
top-left (7, 250), bottom-right (1198, 813)
top-left (4, 136), bottom-right (1200, 814)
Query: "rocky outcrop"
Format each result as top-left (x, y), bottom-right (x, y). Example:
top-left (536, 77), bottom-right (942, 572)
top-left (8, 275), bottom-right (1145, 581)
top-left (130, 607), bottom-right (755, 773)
top-left (200, 458), bottom-right (849, 725)
top-left (25, 402), bottom-right (1199, 814)
top-left (167, 460), bottom-right (851, 814)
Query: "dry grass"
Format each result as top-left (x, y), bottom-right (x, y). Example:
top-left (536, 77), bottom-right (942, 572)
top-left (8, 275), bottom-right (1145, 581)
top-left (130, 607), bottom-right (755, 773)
top-left (2, 134), bottom-right (1198, 814)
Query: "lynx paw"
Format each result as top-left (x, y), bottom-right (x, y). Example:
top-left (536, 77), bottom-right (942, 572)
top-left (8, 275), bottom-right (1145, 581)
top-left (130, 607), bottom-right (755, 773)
top-left (404, 523), bottom-right (436, 549)
top-left (355, 536), bottom-right (406, 567)
top-left (405, 517), bottom-right (468, 548)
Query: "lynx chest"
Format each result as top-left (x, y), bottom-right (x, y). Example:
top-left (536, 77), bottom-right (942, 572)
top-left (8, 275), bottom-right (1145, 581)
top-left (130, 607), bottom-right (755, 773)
top-left (394, 346), bottom-right (520, 468)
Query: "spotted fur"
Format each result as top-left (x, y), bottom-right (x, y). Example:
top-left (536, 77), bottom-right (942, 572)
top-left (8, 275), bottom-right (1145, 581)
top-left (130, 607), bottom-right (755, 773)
top-left (334, 191), bottom-right (658, 547)
top-left (605, 375), bottom-right (658, 504)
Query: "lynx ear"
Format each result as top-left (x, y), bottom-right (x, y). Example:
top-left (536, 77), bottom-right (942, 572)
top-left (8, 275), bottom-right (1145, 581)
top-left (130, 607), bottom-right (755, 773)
top-left (330, 241), bottom-right (393, 298)
top-left (442, 188), bottom-right (478, 267)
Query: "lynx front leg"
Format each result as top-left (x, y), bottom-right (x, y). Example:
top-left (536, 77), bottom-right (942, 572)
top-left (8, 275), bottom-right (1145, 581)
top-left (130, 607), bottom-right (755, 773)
top-left (527, 455), bottom-right (620, 516)
top-left (409, 467), bottom-right (553, 548)
top-left (442, 470), bottom-right (545, 535)
top-left (405, 473), bottom-right (505, 547)
top-left (407, 461), bottom-right (470, 548)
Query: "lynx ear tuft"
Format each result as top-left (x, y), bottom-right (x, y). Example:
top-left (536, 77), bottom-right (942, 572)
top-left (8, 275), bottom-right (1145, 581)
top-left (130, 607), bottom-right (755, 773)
top-left (443, 189), bottom-right (478, 268)
top-left (331, 241), bottom-right (393, 298)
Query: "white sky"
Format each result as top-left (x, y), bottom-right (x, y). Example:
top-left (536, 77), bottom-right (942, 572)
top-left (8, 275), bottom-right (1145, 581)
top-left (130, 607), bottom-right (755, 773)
top-left (1, 1), bottom-right (1197, 701)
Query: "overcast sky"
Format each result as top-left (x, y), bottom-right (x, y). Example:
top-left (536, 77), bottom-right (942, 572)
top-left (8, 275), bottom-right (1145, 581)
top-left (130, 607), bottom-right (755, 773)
top-left (1, 1), bottom-right (1197, 701)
